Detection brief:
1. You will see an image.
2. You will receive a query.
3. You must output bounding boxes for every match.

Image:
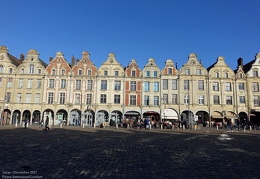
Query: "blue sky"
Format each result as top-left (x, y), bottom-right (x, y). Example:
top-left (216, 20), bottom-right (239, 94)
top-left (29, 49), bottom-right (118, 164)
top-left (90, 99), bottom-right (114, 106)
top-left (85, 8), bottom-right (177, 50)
top-left (1, 0), bottom-right (260, 70)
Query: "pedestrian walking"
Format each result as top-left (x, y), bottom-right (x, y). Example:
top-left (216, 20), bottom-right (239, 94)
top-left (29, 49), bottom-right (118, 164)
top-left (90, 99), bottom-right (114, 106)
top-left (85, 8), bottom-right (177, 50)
top-left (44, 116), bottom-right (50, 131)
top-left (227, 118), bottom-right (233, 132)
top-left (24, 119), bottom-right (28, 129)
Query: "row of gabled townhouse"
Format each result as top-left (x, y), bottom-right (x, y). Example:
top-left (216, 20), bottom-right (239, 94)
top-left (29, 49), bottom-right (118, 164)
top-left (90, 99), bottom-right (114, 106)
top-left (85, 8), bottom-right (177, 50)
top-left (0, 45), bottom-right (259, 127)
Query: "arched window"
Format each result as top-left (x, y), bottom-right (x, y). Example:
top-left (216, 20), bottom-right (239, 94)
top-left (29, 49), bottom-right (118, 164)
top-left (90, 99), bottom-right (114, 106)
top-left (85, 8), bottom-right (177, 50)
top-left (0, 65), bottom-right (3, 73)
top-left (29, 64), bottom-right (34, 74)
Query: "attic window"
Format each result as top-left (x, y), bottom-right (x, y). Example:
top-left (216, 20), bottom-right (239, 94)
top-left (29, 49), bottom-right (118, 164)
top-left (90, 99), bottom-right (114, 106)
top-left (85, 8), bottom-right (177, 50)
top-left (31, 58), bottom-right (33, 61)
top-left (58, 58), bottom-right (61, 62)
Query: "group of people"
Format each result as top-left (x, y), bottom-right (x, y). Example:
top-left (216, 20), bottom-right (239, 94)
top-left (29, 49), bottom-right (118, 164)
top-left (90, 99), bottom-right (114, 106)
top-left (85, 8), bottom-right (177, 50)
top-left (226, 118), bottom-right (247, 132)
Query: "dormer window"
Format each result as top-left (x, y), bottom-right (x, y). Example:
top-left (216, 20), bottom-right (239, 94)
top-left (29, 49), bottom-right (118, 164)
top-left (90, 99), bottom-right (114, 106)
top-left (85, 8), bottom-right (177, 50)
top-left (29, 64), bottom-right (34, 74)
top-left (185, 69), bottom-right (190, 75)
top-left (104, 71), bottom-right (108, 76)
top-left (78, 70), bottom-right (82, 75)
top-left (115, 71), bottom-right (119, 76)
top-left (88, 70), bottom-right (91, 76)
top-left (146, 71), bottom-right (150, 77)
top-left (153, 71), bottom-right (157, 77)
top-left (0, 65), bottom-right (3, 73)
top-left (9, 68), bottom-right (13, 73)
top-left (131, 70), bottom-right (136, 77)
top-left (61, 69), bottom-right (65, 75)
top-left (253, 70), bottom-right (258, 77)
top-left (38, 69), bottom-right (41, 74)
top-left (168, 68), bottom-right (172, 75)
top-left (52, 69), bottom-right (56, 75)
top-left (215, 72), bottom-right (219, 78)
top-left (225, 73), bottom-right (228, 78)
top-left (238, 73), bottom-right (243, 78)
top-left (31, 57), bottom-right (33, 61)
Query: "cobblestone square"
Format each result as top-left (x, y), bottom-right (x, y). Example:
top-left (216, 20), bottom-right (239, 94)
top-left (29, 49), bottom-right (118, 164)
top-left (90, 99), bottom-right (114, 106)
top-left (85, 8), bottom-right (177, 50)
top-left (0, 126), bottom-right (260, 178)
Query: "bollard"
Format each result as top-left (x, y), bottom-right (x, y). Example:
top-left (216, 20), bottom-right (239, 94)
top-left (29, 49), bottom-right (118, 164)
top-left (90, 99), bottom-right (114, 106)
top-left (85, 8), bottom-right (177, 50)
top-left (216, 125), bottom-right (218, 130)
top-left (149, 124), bottom-right (151, 129)
top-left (250, 126), bottom-right (252, 131)
top-left (82, 124), bottom-right (84, 128)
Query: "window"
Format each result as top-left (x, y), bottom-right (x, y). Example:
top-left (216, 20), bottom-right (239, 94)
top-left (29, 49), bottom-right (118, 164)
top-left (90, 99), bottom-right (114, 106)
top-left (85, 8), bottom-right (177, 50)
top-left (9, 68), bottom-right (13, 73)
top-left (185, 69), bottom-right (190, 75)
top-left (198, 80), bottom-right (204, 90)
top-left (6, 92), bottom-right (11, 103)
top-left (163, 79), bottom-right (168, 90)
top-left (172, 94), bottom-right (178, 104)
top-left (226, 96), bottom-right (232, 105)
top-left (168, 68), bottom-right (172, 75)
top-left (27, 79), bottom-right (33, 88)
top-left (7, 78), bottom-right (13, 88)
top-left (213, 95), bottom-right (220, 104)
top-left (76, 80), bottom-right (81, 90)
top-left (252, 82), bottom-right (259, 92)
top-left (48, 92), bottom-right (54, 104)
top-left (61, 79), bottom-right (66, 89)
top-left (101, 80), bottom-right (107, 90)
top-left (26, 93), bottom-right (31, 103)
top-left (38, 69), bottom-right (41, 74)
top-left (29, 64), bottom-right (34, 74)
top-left (17, 93), bottom-right (22, 103)
top-left (114, 81), bottom-right (121, 90)
top-left (0, 78), bottom-right (2, 87)
top-left (172, 79), bottom-right (177, 90)
top-left (163, 94), bottom-right (168, 104)
top-left (86, 94), bottom-right (92, 104)
top-left (184, 80), bottom-right (189, 90)
top-left (144, 81), bottom-right (149, 92)
top-left (21, 69), bottom-right (24, 74)
top-left (35, 93), bottom-right (40, 103)
top-left (131, 70), bottom-right (136, 77)
top-left (225, 82), bottom-right (231, 91)
top-left (238, 73), bottom-right (243, 78)
top-left (130, 81), bottom-right (136, 91)
top-left (146, 71), bottom-right (150, 77)
top-left (100, 94), bottom-right (107, 103)
top-left (18, 79), bottom-right (23, 89)
top-left (215, 72), bottom-right (219, 78)
top-left (52, 69), bottom-right (56, 75)
top-left (115, 71), bottom-right (119, 76)
top-left (213, 82), bottom-right (219, 91)
top-left (184, 95), bottom-right (189, 104)
top-left (198, 95), bottom-right (204, 104)
top-left (104, 71), bottom-right (108, 76)
top-left (75, 94), bottom-right (80, 104)
top-left (197, 69), bottom-right (201, 75)
top-left (130, 95), bottom-right (136, 105)
top-left (153, 71), bottom-right (157, 77)
top-left (0, 65), bottom-right (3, 73)
top-left (224, 73), bottom-right (228, 78)
top-left (36, 79), bottom-right (41, 89)
top-left (49, 79), bottom-right (55, 88)
top-left (88, 70), bottom-right (91, 76)
top-left (239, 96), bottom-right (245, 104)
top-left (61, 69), bottom-right (65, 75)
top-left (87, 80), bottom-right (93, 90)
top-left (154, 96), bottom-right (159, 106)
top-left (60, 93), bottom-right (66, 104)
top-left (144, 95), bottom-right (149, 105)
top-left (154, 82), bottom-right (159, 92)
top-left (253, 96), bottom-right (260, 107)
top-left (114, 95), bottom-right (120, 103)
top-left (78, 70), bottom-right (82, 75)
top-left (253, 70), bottom-right (259, 77)
top-left (238, 83), bottom-right (244, 90)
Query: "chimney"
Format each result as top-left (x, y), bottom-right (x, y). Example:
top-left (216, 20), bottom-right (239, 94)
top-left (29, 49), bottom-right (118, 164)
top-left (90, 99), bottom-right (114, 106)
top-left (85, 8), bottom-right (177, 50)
top-left (237, 57), bottom-right (243, 67)
top-left (49, 57), bottom-right (53, 62)
top-left (71, 56), bottom-right (75, 67)
top-left (20, 53), bottom-right (24, 61)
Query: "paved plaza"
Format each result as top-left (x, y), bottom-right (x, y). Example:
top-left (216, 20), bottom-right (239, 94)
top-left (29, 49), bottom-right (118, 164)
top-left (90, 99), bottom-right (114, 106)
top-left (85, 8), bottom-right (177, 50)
top-left (0, 126), bottom-right (260, 179)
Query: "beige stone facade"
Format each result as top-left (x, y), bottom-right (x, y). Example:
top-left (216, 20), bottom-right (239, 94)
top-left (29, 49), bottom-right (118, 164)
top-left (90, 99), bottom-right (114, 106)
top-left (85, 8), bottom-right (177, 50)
top-left (0, 45), bottom-right (259, 128)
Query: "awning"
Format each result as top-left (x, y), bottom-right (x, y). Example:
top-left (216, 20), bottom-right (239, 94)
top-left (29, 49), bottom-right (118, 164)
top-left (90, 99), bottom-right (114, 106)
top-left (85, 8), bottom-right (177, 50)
top-left (125, 112), bottom-right (140, 116)
top-left (211, 115), bottom-right (223, 119)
